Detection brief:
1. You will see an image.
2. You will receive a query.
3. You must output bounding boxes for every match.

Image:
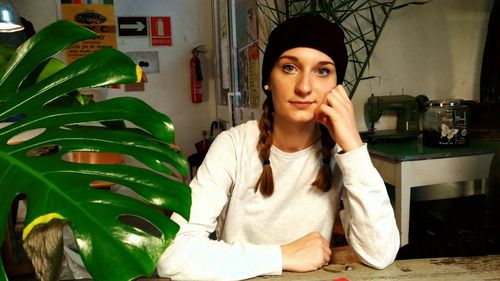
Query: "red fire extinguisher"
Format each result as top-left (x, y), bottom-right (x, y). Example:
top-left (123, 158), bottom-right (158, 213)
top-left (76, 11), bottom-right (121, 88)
top-left (190, 45), bottom-right (204, 103)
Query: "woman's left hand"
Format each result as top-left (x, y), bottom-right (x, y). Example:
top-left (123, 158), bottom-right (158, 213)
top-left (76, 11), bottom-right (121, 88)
top-left (314, 85), bottom-right (363, 152)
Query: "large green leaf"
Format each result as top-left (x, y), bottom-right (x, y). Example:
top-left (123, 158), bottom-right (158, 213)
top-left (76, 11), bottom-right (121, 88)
top-left (0, 20), bottom-right (191, 281)
top-left (0, 20), bottom-right (97, 100)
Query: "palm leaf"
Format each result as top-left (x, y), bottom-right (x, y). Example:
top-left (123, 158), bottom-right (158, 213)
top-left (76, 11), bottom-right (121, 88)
top-left (0, 20), bottom-right (191, 281)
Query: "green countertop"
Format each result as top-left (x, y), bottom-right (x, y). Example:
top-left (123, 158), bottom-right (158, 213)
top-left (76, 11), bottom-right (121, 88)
top-left (367, 139), bottom-right (500, 161)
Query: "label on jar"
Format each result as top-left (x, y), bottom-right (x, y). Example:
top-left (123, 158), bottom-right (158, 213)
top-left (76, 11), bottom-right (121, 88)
top-left (423, 106), bottom-right (468, 147)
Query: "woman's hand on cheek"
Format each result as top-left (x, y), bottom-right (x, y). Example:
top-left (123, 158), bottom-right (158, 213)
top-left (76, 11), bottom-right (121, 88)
top-left (314, 85), bottom-right (363, 152)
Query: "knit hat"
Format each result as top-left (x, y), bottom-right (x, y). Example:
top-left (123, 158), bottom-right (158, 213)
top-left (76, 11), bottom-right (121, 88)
top-left (261, 14), bottom-right (348, 92)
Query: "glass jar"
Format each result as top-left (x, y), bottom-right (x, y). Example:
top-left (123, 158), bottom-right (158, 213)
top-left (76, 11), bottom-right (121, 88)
top-left (422, 99), bottom-right (469, 147)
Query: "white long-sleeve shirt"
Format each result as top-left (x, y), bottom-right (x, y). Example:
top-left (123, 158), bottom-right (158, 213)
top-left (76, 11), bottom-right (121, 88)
top-left (156, 120), bottom-right (399, 280)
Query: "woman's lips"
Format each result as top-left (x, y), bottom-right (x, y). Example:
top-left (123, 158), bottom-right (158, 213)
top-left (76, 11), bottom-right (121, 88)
top-left (290, 101), bottom-right (314, 109)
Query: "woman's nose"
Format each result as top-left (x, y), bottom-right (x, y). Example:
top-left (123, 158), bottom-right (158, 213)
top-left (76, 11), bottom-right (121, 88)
top-left (294, 73), bottom-right (312, 96)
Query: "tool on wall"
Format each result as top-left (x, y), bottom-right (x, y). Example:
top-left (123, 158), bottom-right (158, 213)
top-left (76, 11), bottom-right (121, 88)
top-left (190, 45), bottom-right (205, 103)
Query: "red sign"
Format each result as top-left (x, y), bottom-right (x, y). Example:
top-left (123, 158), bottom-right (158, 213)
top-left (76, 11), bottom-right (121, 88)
top-left (150, 16), bottom-right (172, 46)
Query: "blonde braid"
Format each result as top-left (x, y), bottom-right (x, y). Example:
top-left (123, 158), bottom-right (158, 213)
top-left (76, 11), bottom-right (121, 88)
top-left (254, 96), bottom-right (274, 196)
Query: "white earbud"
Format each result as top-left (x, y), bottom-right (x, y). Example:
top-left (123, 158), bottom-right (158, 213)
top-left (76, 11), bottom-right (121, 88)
top-left (264, 85), bottom-right (269, 91)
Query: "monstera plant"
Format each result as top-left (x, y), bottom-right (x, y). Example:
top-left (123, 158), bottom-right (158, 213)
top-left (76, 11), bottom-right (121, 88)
top-left (0, 20), bottom-right (191, 281)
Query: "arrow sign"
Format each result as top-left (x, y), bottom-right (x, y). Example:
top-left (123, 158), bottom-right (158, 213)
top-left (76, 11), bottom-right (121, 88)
top-left (117, 17), bottom-right (148, 36)
top-left (119, 21), bottom-right (145, 32)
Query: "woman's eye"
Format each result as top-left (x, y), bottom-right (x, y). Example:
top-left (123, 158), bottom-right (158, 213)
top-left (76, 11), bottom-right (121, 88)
top-left (316, 68), bottom-right (331, 77)
top-left (282, 64), bottom-right (296, 73)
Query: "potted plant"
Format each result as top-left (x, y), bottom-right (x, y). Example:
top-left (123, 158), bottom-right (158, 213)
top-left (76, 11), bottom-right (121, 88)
top-left (0, 19), bottom-right (191, 281)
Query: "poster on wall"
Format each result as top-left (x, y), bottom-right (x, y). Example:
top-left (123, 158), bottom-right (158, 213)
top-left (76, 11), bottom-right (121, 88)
top-left (235, 0), bottom-right (258, 49)
top-left (61, 0), bottom-right (117, 64)
top-left (219, 0), bottom-right (231, 93)
top-left (235, 0), bottom-right (259, 108)
top-left (237, 42), bottom-right (259, 108)
top-left (247, 43), bottom-right (260, 108)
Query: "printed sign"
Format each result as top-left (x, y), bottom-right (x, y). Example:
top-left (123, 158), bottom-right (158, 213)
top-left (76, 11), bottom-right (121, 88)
top-left (117, 17), bottom-right (148, 36)
top-left (150, 16), bottom-right (172, 46)
top-left (61, 3), bottom-right (117, 64)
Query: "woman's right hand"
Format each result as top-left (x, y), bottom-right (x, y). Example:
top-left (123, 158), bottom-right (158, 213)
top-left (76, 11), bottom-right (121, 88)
top-left (314, 84), bottom-right (363, 152)
top-left (281, 232), bottom-right (332, 272)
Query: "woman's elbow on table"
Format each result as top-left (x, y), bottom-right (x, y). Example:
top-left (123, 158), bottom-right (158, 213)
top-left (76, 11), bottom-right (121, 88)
top-left (156, 245), bottom-right (184, 280)
top-left (362, 253), bottom-right (396, 270)
top-left (155, 235), bottom-right (205, 280)
top-left (359, 231), bottom-right (400, 269)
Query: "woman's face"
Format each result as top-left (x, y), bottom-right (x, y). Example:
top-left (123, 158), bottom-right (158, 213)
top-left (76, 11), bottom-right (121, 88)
top-left (268, 47), bottom-right (337, 125)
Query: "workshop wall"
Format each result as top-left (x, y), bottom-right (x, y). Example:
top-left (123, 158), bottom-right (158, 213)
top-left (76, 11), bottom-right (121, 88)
top-left (14, 0), bottom-right (216, 158)
top-left (353, 0), bottom-right (494, 131)
top-left (11, 0), bottom-right (495, 149)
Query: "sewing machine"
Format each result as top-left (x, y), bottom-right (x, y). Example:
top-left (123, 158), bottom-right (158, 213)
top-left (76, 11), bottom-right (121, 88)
top-left (360, 94), bottom-right (429, 143)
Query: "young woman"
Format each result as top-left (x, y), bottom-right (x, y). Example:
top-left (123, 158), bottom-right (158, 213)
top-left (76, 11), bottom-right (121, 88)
top-left (157, 14), bottom-right (399, 280)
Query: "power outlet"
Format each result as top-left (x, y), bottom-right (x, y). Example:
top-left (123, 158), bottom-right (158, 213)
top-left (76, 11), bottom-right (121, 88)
top-left (126, 51), bottom-right (160, 74)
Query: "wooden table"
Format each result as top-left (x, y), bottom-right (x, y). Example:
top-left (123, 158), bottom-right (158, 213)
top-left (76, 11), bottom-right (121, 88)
top-left (368, 139), bottom-right (499, 246)
top-left (136, 256), bottom-right (500, 281)
top-left (248, 255), bottom-right (500, 281)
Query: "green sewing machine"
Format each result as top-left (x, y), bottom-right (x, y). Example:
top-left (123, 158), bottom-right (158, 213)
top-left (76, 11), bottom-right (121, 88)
top-left (360, 94), bottom-right (429, 143)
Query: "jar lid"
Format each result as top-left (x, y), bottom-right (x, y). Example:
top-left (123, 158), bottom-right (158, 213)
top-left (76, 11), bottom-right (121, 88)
top-left (429, 99), bottom-right (464, 107)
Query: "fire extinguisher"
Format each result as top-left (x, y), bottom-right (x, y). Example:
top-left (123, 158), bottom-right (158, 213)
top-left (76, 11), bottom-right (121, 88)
top-left (190, 45), bottom-right (205, 103)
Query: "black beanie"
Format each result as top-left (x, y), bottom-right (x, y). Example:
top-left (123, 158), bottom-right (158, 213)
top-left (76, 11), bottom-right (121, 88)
top-left (261, 14), bottom-right (348, 92)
